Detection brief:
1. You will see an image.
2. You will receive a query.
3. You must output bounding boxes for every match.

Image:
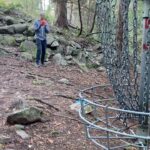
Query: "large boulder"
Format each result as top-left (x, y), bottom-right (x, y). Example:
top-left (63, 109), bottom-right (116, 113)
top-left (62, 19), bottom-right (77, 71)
top-left (20, 40), bottom-right (36, 52)
top-left (53, 53), bottom-right (67, 66)
top-left (20, 40), bottom-right (37, 59)
top-left (0, 35), bottom-right (16, 46)
top-left (24, 26), bottom-right (35, 36)
top-left (47, 35), bottom-right (59, 48)
top-left (14, 24), bottom-right (28, 34)
top-left (7, 107), bottom-right (43, 125)
top-left (4, 16), bottom-right (17, 25)
top-left (0, 25), bottom-right (15, 34)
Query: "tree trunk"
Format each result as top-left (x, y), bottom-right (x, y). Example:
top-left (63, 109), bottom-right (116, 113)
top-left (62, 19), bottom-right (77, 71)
top-left (78, 0), bottom-right (83, 36)
top-left (89, 4), bottom-right (97, 33)
top-left (116, 0), bottom-right (124, 58)
top-left (69, 1), bottom-right (73, 24)
top-left (55, 0), bottom-right (68, 29)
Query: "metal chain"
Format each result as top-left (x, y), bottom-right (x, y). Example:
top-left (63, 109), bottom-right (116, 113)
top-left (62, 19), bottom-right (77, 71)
top-left (96, 0), bottom-right (140, 111)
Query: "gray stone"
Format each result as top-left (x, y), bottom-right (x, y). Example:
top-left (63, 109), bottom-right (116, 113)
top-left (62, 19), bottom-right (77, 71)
top-left (47, 35), bottom-right (59, 48)
top-left (58, 78), bottom-right (69, 84)
top-left (65, 55), bottom-right (72, 60)
top-left (21, 52), bottom-right (33, 61)
top-left (0, 135), bottom-right (11, 144)
top-left (16, 130), bottom-right (30, 140)
top-left (56, 45), bottom-right (64, 54)
top-left (14, 24), bottom-right (28, 34)
top-left (15, 124), bottom-right (25, 130)
top-left (27, 37), bottom-right (34, 41)
top-left (20, 40), bottom-right (37, 59)
top-left (18, 19), bottom-right (25, 24)
top-left (0, 26), bottom-right (15, 34)
top-left (7, 107), bottom-right (43, 125)
top-left (97, 67), bottom-right (106, 72)
top-left (51, 41), bottom-right (59, 48)
top-left (4, 16), bottom-right (17, 25)
top-left (65, 46), bottom-right (74, 56)
top-left (71, 48), bottom-right (80, 56)
top-left (69, 41), bottom-right (81, 49)
top-left (53, 53), bottom-right (67, 66)
top-left (1, 35), bottom-right (16, 46)
top-left (56, 36), bottom-right (69, 46)
top-left (26, 26), bottom-right (35, 36)
top-left (15, 36), bottom-right (26, 43)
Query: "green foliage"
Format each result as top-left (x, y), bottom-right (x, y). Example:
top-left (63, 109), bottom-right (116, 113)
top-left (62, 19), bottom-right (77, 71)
top-left (0, 0), bottom-right (22, 9)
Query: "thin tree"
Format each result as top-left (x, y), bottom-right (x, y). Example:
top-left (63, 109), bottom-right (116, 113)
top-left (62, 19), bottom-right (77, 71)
top-left (78, 0), bottom-right (83, 36)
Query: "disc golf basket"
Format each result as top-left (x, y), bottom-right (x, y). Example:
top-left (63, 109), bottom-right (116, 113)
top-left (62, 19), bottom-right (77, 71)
top-left (79, 0), bottom-right (150, 149)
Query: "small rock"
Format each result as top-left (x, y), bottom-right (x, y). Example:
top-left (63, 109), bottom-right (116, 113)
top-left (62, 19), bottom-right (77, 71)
top-left (58, 78), bottom-right (69, 84)
top-left (16, 130), bottom-right (30, 140)
top-left (51, 41), bottom-right (59, 48)
top-left (97, 66), bottom-right (106, 72)
top-left (65, 55), bottom-right (72, 60)
top-left (70, 41), bottom-right (81, 49)
top-left (16, 36), bottom-right (26, 43)
top-left (15, 124), bottom-right (25, 130)
top-left (65, 46), bottom-right (74, 56)
top-left (0, 135), bottom-right (11, 144)
top-left (7, 107), bottom-right (43, 125)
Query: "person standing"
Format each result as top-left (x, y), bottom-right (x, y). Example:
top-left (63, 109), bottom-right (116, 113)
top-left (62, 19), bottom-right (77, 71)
top-left (34, 12), bottom-right (50, 67)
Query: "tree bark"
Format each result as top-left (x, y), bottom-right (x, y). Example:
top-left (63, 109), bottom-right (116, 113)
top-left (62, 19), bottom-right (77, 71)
top-left (116, 0), bottom-right (124, 58)
top-left (78, 0), bottom-right (83, 36)
top-left (89, 4), bottom-right (97, 33)
top-left (55, 0), bottom-right (68, 29)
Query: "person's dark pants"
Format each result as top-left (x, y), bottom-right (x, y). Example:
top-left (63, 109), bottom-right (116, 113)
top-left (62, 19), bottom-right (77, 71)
top-left (36, 39), bottom-right (47, 65)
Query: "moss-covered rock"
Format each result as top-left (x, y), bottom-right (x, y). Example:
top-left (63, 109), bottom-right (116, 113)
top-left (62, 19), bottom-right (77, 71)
top-left (15, 35), bottom-right (26, 43)
top-left (20, 40), bottom-right (37, 60)
top-left (20, 40), bottom-right (36, 52)
top-left (7, 107), bottom-right (43, 125)
top-left (21, 52), bottom-right (33, 61)
top-left (0, 35), bottom-right (16, 46)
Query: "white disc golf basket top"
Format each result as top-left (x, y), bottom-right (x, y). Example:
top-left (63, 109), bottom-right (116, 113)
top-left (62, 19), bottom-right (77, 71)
top-left (79, 0), bottom-right (150, 149)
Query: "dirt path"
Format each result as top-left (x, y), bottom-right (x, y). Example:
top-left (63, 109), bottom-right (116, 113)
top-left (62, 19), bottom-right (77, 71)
top-left (0, 48), bottom-right (107, 150)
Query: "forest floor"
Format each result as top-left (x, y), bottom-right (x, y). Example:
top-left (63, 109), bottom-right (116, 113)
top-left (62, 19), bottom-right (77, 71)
top-left (0, 46), bottom-right (108, 150)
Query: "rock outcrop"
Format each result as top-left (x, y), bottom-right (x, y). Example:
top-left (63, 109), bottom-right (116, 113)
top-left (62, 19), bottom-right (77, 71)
top-left (0, 8), bottom-right (103, 68)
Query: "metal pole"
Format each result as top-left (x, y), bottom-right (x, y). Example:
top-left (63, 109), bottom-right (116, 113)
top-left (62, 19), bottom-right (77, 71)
top-left (139, 0), bottom-right (150, 146)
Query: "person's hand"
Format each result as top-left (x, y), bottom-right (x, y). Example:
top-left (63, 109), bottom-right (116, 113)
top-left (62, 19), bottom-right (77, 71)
top-left (40, 19), bottom-right (47, 26)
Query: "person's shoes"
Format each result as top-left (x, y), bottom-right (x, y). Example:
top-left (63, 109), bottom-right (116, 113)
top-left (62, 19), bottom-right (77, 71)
top-left (41, 63), bottom-right (46, 67)
top-left (35, 63), bottom-right (40, 68)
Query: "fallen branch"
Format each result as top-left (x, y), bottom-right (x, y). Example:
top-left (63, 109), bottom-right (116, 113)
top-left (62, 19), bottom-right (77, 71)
top-left (53, 94), bottom-right (76, 100)
top-left (28, 97), bottom-right (59, 111)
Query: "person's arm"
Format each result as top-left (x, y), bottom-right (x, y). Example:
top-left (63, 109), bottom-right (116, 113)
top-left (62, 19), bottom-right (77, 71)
top-left (45, 22), bottom-right (50, 33)
top-left (34, 20), bottom-right (41, 31)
